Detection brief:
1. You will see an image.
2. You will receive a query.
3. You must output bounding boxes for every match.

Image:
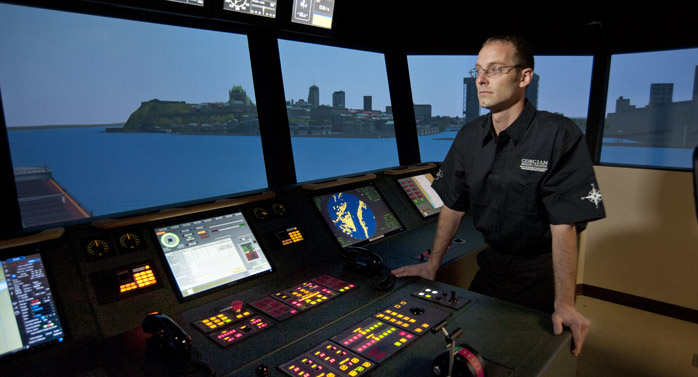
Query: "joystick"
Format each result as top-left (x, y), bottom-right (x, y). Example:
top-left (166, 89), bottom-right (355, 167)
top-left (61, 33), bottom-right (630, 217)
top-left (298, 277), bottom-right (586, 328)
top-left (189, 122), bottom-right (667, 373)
top-left (430, 321), bottom-right (485, 377)
top-left (255, 364), bottom-right (269, 376)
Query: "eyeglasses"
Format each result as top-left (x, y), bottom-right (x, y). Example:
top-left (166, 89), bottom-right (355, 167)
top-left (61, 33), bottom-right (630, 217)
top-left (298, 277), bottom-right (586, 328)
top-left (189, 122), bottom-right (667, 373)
top-left (469, 65), bottom-right (523, 78)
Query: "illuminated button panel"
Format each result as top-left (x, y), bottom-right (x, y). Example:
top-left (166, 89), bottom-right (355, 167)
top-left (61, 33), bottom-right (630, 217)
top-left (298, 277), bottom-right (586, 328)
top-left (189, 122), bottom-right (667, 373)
top-left (249, 296), bottom-right (299, 321)
top-left (279, 341), bottom-right (375, 377)
top-left (193, 307), bottom-right (254, 333)
top-left (374, 298), bottom-right (450, 335)
top-left (208, 315), bottom-right (273, 347)
top-left (276, 227), bottom-right (304, 246)
top-left (254, 276), bottom-right (355, 321)
top-left (94, 261), bottom-right (162, 304)
top-left (309, 341), bottom-right (375, 376)
top-left (273, 281), bottom-right (338, 311)
top-left (278, 296), bottom-right (452, 375)
top-left (312, 275), bottom-right (357, 293)
top-left (279, 354), bottom-right (334, 377)
top-left (330, 317), bottom-right (416, 363)
top-left (119, 265), bottom-right (157, 293)
top-left (193, 302), bottom-right (273, 347)
top-left (412, 287), bottom-right (471, 309)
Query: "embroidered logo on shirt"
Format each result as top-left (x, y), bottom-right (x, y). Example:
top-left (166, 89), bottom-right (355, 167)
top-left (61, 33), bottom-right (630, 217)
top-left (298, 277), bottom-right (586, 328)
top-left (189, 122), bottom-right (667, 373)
top-left (520, 159), bottom-right (549, 172)
top-left (435, 168), bottom-right (443, 180)
top-left (580, 183), bottom-right (603, 209)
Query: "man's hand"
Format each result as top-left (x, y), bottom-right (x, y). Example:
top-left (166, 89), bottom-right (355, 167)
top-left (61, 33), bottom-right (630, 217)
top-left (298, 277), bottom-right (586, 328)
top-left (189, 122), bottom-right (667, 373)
top-left (550, 223), bottom-right (588, 356)
top-left (552, 304), bottom-right (590, 356)
top-left (391, 262), bottom-right (438, 280)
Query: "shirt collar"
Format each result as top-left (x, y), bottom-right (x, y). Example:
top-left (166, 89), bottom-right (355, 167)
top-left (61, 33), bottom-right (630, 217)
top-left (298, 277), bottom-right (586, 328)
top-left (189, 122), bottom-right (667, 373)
top-left (480, 100), bottom-right (536, 146)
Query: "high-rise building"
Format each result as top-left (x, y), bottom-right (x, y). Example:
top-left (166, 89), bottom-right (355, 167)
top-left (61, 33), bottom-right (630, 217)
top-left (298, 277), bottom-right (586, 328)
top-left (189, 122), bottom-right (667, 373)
top-left (414, 104), bottom-right (432, 122)
top-left (363, 95), bottom-right (372, 111)
top-left (463, 77), bottom-right (479, 123)
top-left (308, 85), bottom-right (319, 108)
top-left (332, 90), bottom-right (345, 108)
top-left (649, 83), bottom-right (673, 106)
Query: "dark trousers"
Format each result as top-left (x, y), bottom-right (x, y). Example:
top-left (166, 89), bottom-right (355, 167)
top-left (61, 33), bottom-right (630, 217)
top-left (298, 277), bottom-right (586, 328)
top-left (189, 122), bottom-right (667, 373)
top-left (468, 248), bottom-right (555, 313)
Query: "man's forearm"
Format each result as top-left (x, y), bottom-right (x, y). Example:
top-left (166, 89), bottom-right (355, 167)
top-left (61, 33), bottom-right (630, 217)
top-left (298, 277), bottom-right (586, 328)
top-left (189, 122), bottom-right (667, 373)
top-left (426, 205), bottom-right (466, 269)
top-left (550, 223), bottom-right (578, 309)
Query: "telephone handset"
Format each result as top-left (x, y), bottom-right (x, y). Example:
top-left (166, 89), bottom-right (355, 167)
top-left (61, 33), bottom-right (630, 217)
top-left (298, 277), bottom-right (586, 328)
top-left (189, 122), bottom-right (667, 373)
top-left (142, 312), bottom-right (193, 359)
top-left (342, 246), bottom-right (384, 276)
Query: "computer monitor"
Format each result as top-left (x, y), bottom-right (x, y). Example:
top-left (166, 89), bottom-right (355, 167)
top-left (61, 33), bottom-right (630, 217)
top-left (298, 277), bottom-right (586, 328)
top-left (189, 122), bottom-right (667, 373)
top-left (0, 252), bottom-right (66, 359)
top-left (154, 211), bottom-right (272, 302)
top-left (397, 173), bottom-right (443, 218)
top-left (312, 184), bottom-right (403, 248)
top-left (290, 0), bottom-right (334, 29)
top-left (224, 0), bottom-right (277, 18)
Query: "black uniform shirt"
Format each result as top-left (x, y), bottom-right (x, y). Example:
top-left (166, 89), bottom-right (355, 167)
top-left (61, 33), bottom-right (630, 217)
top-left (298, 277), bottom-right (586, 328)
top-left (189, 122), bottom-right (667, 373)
top-left (432, 101), bottom-right (606, 256)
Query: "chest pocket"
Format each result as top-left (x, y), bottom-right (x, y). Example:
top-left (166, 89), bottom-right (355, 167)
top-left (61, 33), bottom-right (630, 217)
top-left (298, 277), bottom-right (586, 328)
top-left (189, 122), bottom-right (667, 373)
top-left (507, 170), bottom-right (545, 216)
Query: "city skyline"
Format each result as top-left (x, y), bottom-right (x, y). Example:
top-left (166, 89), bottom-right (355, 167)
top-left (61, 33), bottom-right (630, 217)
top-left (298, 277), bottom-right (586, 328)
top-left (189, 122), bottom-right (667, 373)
top-left (1, 2), bottom-right (698, 128)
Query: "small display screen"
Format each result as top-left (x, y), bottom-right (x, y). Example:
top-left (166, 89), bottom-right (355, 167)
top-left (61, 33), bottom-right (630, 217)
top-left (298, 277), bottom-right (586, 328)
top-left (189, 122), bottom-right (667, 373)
top-left (224, 0), bottom-right (277, 18)
top-left (313, 185), bottom-right (403, 248)
top-left (0, 253), bottom-right (65, 359)
top-left (154, 211), bottom-right (272, 301)
top-left (397, 173), bottom-right (443, 218)
top-left (291, 0), bottom-right (334, 29)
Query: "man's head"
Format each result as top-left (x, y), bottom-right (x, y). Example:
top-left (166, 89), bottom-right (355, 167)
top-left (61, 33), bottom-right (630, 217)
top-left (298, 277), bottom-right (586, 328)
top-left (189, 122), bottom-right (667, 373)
top-left (473, 35), bottom-right (534, 113)
top-left (483, 35), bottom-right (534, 71)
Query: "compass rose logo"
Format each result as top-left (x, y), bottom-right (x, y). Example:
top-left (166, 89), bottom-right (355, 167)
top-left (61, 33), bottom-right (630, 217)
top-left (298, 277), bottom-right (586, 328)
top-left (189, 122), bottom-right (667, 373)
top-left (581, 183), bottom-right (602, 209)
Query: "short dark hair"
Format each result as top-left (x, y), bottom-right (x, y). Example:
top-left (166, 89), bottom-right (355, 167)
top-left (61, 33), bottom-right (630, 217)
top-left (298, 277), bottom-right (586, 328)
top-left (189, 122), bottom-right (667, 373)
top-left (483, 35), bottom-right (534, 71)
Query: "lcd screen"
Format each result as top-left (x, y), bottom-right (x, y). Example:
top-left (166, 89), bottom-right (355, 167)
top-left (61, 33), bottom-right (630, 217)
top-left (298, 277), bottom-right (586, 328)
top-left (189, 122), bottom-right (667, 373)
top-left (154, 211), bottom-right (272, 301)
top-left (312, 184), bottom-right (403, 248)
top-left (397, 173), bottom-right (443, 218)
top-left (291, 0), bottom-right (334, 29)
top-left (224, 0), bottom-right (277, 18)
top-left (0, 253), bottom-right (65, 359)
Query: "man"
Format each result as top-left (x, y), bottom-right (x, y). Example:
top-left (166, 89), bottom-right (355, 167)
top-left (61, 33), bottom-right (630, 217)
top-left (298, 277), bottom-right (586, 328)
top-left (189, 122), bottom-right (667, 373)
top-left (391, 35), bottom-right (605, 356)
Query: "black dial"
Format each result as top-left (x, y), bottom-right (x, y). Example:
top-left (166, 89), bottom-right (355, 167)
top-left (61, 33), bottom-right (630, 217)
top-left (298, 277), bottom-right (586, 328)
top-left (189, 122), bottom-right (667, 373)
top-left (253, 207), bottom-right (269, 220)
top-left (272, 203), bottom-right (287, 216)
top-left (85, 239), bottom-right (113, 261)
top-left (117, 232), bottom-right (144, 253)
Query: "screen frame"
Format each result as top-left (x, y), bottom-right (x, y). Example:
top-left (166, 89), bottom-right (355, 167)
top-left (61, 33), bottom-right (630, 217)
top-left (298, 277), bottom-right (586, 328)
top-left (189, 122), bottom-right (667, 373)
top-left (0, 246), bottom-right (70, 362)
top-left (151, 207), bottom-right (274, 303)
top-left (310, 182), bottom-right (404, 249)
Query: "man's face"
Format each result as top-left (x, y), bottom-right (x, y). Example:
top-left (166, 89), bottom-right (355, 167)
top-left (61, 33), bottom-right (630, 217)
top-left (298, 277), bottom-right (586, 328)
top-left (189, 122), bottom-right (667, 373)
top-left (475, 41), bottom-right (527, 112)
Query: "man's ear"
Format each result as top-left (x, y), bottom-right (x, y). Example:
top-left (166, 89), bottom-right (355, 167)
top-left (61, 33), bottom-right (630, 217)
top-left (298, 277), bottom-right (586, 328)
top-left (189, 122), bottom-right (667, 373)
top-left (519, 67), bottom-right (534, 88)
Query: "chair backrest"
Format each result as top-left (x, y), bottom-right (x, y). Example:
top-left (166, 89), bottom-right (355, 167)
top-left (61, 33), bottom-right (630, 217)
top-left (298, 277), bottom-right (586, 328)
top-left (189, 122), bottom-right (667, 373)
top-left (694, 146), bottom-right (698, 222)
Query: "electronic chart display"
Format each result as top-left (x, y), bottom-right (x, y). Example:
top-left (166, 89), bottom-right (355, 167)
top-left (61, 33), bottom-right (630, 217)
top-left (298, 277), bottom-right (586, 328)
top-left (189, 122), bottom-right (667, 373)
top-left (313, 184), bottom-right (403, 248)
top-left (224, 0), bottom-right (277, 18)
top-left (0, 253), bottom-right (65, 359)
top-left (291, 0), bottom-right (334, 29)
top-left (397, 173), bottom-right (444, 218)
top-left (154, 211), bottom-right (272, 301)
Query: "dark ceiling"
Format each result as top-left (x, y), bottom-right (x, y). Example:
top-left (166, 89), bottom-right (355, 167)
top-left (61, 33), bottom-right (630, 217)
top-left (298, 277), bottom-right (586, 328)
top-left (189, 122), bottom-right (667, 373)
top-left (331, 2), bottom-right (696, 55)
top-left (5, 0), bottom-right (696, 56)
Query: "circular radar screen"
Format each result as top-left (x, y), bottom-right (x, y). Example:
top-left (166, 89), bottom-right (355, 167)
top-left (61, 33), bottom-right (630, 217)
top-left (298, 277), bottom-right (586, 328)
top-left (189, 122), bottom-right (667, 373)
top-left (328, 193), bottom-right (376, 240)
top-left (160, 232), bottom-right (180, 248)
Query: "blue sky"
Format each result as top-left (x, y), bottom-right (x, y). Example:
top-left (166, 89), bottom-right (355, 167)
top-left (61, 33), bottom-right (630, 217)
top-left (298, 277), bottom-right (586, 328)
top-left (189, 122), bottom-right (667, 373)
top-left (1, 2), bottom-right (697, 127)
